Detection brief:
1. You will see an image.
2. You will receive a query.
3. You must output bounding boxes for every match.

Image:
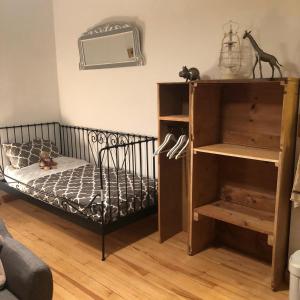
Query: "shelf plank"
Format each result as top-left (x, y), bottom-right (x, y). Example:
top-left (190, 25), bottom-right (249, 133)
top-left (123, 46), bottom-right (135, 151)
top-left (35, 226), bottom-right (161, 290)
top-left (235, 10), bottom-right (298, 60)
top-left (193, 144), bottom-right (279, 163)
top-left (194, 200), bottom-right (274, 235)
top-left (159, 114), bottom-right (189, 122)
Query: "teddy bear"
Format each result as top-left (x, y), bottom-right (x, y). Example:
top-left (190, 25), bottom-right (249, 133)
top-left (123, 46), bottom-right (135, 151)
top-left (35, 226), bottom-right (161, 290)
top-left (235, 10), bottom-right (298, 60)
top-left (39, 151), bottom-right (57, 171)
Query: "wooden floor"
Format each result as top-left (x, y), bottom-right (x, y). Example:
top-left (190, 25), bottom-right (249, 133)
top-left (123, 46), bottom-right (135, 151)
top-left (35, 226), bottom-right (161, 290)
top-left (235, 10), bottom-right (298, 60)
top-left (0, 190), bottom-right (288, 300)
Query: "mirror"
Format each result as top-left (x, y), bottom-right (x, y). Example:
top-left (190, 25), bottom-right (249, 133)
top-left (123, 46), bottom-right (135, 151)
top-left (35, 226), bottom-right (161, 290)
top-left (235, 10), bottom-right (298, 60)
top-left (78, 23), bottom-right (144, 70)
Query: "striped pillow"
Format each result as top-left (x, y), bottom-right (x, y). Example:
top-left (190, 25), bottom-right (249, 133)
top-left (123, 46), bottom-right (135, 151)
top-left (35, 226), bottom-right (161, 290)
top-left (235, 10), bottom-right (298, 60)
top-left (2, 139), bottom-right (60, 169)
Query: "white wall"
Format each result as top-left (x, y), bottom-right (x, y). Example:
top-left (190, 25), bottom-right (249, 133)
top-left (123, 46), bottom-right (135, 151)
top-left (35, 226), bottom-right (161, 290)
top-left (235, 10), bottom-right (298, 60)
top-left (52, 0), bottom-right (300, 136)
top-left (0, 0), bottom-right (60, 126)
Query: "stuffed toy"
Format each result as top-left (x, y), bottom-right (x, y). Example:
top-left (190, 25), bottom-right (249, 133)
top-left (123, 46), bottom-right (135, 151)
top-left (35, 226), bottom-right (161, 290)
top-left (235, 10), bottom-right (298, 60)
top-left (39, 151), bottom-right (57, 171)
top-left (0, 235), bottom-right (6, 290)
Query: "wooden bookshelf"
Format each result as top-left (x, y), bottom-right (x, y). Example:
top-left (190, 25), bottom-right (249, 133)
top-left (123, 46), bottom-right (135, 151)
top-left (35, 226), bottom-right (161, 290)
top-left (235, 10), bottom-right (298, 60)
top-left (157, 78), bottom-right (299, 290)
top-left (189, 78), bottom-right (299, 291)
top-left (159, 114), bottom-right (189, 122)
top-left (194, 200), bottom-right (274, 235)
top-left (193, 144), bottom-right (279, 164)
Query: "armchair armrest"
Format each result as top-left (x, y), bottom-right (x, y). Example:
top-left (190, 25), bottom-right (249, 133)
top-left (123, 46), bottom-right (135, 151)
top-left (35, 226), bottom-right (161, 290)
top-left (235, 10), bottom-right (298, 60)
top-left (0, 237), bottom-right (53, 300)
top-left (0, 219), bottom-right (12, 238)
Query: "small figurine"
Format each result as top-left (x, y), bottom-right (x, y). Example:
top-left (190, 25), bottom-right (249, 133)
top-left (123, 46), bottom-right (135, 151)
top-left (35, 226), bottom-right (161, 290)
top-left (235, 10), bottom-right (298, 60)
top-left (179, 66), bottom-right (200, 82)
top-left (243, 30), bottom-right (283, 79)
top-left (39, 151), bottom-right (57, 171)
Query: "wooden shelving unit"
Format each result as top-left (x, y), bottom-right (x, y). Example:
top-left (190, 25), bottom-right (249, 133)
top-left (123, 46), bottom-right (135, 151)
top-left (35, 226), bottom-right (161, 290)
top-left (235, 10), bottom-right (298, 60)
top-left (157, 83), bottom-right (190, 243)
top-left (157, 79), bottom-right (299, 291)
top-left (193, 144), bottom-right (279, 164)
top-left (189, 78), bottom-right (299, 291)
top-left (194, 200), bottom-right (274, 235)
top-left (159, 114), bottom-right (189, 122)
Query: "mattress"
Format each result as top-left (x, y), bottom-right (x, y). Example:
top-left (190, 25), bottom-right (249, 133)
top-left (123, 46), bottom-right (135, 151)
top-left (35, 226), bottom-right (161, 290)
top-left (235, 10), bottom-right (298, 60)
top-left (4, 156), bottom-right (156, 223)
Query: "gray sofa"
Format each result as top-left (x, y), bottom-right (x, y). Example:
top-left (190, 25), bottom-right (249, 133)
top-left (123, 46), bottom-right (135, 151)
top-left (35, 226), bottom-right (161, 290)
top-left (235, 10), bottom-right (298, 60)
top-left (0, 219), bottom-right (53, 300)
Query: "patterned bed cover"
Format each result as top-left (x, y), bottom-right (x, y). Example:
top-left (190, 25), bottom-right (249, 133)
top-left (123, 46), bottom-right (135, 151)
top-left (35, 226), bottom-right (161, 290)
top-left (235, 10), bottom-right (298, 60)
top-left (4, 157), bottom-right (156, 223)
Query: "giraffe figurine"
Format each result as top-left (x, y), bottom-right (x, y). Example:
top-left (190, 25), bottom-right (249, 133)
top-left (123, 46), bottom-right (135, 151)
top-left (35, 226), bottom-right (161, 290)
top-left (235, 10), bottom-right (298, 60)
top-left (243, 30), bottom-right (283, 79)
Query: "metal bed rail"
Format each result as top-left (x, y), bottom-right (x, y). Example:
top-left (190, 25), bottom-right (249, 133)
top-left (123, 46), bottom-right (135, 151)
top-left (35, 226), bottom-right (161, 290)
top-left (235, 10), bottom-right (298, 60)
top-left (99, 137), bottom-right (157, 223)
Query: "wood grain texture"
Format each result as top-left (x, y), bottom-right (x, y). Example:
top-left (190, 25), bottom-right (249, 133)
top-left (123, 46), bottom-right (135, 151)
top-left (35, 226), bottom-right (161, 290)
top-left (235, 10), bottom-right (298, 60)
top-left (221, 83), bottom-right (283, 150)
top-left (159, 115), bottom-right (189, 122)
top-left (194, 144), bottom-right (279, 163)
top-left (194, 200), bottom-right (274, 235)
top-left (189, 79), bottom-right (299, 290)
top-left (192, 83), bottom-right (222, 148)
top-left (0, 192), bottom-right (288, 300)
top-left (216, 222), bottom-right (273, 263)
top-left (220, 184), bottom-right (276, 213)
top-left (188, 84), bottom-right (220, 255)
top-left (158, 153), bottom-right (183, 241)
top-left (189, 152), bottom-right (218, 255)
top-left (219, 156), bottom-right (278, 194)
top-left (158, 84), bottom-right (189, 116)
top-left (272, 78), bottom-right (299, 290)
top-left (158, 83), bottom-right (190, 242)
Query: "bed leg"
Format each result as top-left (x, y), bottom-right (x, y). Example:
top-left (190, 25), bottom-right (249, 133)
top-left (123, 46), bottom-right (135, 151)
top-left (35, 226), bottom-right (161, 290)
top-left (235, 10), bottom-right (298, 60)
top-left (100, 195), bottom-right (106, 261)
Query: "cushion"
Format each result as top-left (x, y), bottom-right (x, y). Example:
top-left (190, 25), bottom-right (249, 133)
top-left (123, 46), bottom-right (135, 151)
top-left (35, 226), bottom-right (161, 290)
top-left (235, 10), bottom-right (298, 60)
top-left (0, 235), bottom-right (6, 290)
top-left (0, 237), bottom-right (53, 300)
top-left (0, 289), bottom-right (18, 300)
top-left (2, 140), bottom-right (60, 169)
top-left (0, 220), bottom-right (12, 239)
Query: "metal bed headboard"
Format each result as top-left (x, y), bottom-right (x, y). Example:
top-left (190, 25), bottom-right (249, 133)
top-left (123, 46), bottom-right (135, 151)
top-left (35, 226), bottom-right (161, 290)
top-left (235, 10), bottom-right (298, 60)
top-left (0, 122), bottom-right (157, 176)
top-left (59, 124), bottom-right (155, 167)
top-left (0, 122), bottom-right (61, 172)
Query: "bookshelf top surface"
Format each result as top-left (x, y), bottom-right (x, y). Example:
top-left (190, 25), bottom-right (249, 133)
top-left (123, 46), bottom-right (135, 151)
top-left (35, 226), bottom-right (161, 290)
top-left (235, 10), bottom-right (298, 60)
top-left (157, 78), bottom-right (297, 86)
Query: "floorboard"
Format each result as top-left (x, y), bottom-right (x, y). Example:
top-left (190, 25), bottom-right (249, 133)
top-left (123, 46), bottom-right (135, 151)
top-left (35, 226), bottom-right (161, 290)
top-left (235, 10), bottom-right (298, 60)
top-left (0, 190), bottom-right (288, 300)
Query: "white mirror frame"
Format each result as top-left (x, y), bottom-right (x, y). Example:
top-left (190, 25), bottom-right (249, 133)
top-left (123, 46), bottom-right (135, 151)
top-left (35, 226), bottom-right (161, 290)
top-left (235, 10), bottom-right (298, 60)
top-left (78, 22), bottom-right (144, 70)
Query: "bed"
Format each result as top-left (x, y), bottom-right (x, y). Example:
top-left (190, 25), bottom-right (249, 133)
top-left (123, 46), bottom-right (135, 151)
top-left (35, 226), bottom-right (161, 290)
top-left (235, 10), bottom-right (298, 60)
top-left (0, 122), bottom-right (157, 260)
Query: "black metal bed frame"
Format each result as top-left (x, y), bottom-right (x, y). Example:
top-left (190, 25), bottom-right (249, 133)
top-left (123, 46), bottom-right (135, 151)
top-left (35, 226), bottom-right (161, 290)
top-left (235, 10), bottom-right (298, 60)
top-left (0, 122), bottom-right (157, 260)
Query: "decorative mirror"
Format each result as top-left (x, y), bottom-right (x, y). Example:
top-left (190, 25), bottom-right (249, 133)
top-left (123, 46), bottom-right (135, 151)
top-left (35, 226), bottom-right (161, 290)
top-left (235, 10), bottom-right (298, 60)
top-left (78, 22), bottom-right (144, 70)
